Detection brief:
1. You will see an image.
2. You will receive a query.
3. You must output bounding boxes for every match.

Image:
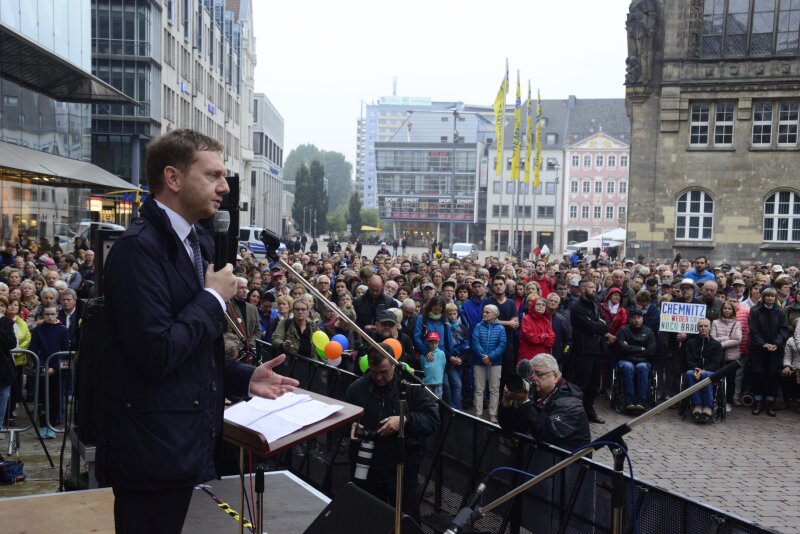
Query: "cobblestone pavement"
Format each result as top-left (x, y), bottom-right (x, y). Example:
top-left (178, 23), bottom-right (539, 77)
top-left (590, 401), bottom-right (800, 534)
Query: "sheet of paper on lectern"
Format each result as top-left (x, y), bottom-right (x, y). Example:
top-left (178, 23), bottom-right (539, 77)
top-left (224, 392), bottom-right (343, 443)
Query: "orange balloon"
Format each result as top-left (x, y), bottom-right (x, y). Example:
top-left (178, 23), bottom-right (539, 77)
top-left (383, 338), bottom-right (402, 360)
top-left (324, 341), bottom-right (343, 360)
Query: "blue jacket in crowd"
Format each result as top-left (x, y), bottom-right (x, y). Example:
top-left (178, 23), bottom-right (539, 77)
top-left (471, 320), bottom-right (507, 366)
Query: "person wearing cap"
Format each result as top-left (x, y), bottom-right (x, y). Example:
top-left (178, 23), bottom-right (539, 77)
top-left (419, 281), bottom-right (437, 306)
top-left (369, 310), bottom-right (415, 368)
top-left (265, 268), bottom-right (289, 298)
top-left (770, 264), bottom-right (785, 283)
top-left (419, 331), bottom-right (446, 397)
top-left (461, 279), bottom-right (487, 334)
top-left (616, 308), bottom-right (656, 411)
top-left (731, 278), bottom-right (747, 303)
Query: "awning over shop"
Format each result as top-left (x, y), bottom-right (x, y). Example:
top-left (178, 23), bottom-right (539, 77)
top-left (0, 21), bottom-right (138, 105)
top-left (0, 140), bottom-right (133, 189)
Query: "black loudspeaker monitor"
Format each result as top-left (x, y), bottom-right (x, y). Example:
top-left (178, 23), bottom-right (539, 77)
top-left (304, 482), bottom-right (423, 534)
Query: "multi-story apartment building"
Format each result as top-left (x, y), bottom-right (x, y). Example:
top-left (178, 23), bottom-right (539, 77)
top-left (562, 132), bottom-right (630, 247)
top-left (249, 93), bottom-right (284, 233)
top-left (92, 0), bottom-right (256, 222)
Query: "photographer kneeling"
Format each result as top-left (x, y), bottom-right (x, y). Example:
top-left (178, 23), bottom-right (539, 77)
top-left (345, 342), bottom-right (440, 523)
top-left (498, 353), bottom-right (591, 452)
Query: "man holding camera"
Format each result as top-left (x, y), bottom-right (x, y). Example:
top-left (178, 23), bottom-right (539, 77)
top-left (345, 343), bottom-right (440, 522)
top-left (498, 353), bottom-right (591, 452)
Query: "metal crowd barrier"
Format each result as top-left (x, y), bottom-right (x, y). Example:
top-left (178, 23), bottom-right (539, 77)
top-left (4, 349), bottom-right (40, 455)
top-left (43, 351), bottom-right (76, 433)
top-left (258, 344), bottom-right (778, 534)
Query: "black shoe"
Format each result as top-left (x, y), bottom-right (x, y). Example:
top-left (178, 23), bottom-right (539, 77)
top-left (588, 414), bottom-right (606, 424)
top-left (752, 401), bottom-right (762, 415)
top-left (766, 402), bottom-right (777, 417)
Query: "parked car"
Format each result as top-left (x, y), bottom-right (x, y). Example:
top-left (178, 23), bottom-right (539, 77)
top-left (451, 242), bottom-right (478, 260)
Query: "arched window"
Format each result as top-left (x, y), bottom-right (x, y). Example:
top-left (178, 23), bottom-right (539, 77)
top-left (675, 190), bottom-right (714, 240)
top-left (764, 191), bottom-right (800, 243)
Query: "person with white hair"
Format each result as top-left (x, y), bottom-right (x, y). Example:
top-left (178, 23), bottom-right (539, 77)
top-left (499, 353), bottom-right (591, 451)
top-left (471, 304), bottom-right (507, 422)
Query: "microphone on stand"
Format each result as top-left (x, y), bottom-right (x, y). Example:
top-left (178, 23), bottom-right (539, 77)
top-left (444, 480), bottom-right (488, 534)
top-left (213, 210), bottom-right (231, 271)
top-left (259, 229), bottom-right (282, 261)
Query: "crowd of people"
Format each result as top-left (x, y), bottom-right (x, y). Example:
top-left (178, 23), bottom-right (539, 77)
top-left (222, 244), bottom-right (800, 431)
top-left (0, 240), bottom-right (92, 437)
top-left (2, 234), bottom-right (800, 443)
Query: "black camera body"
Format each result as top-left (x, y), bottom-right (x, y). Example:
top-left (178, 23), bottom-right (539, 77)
top-left (355, 427), bottom-right (380, 441)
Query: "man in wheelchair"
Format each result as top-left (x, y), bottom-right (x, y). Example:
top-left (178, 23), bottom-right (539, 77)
top-left (616, 309), bottom-right (657, 411)
top-left (684, 318), bottom-right (723, 419)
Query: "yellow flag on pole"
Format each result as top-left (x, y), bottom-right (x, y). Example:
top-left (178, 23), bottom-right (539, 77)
top-left (510, 71), bottom-right (522, 180)
top-left (524, 81), bottom-right (533, 184)
top-left (534, 89), bottom-right (543, 188)
top-left (493, 82), bottom-right (505, 177)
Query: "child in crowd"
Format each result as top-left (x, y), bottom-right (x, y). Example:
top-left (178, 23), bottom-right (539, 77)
top-left (421, 331), bottom-right (446, 397)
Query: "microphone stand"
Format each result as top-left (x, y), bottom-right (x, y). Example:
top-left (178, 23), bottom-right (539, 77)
top-left (258, 234), bottom-right (434, 534)
top-left (443, 359), bottom-right (743, 534)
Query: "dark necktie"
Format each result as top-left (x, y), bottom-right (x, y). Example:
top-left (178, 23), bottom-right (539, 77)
top-left (188, 227), bottom-right (205, 287)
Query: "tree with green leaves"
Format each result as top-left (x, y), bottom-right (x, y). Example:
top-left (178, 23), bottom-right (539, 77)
top-left (292, 160), bottom-right (329, 237)
top-left (347, 192), bottom-right (362, 239)
top-left (283, 144), bottom-right (352, 212)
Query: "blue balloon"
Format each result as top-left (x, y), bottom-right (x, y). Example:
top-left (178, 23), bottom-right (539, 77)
top-left (331, 334), bottom-right (349, 351)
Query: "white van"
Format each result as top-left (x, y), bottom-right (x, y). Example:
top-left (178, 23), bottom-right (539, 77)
top-left (239, 226), bottom-right (267, 256)
top-left (451, 242), bottom-right (479, 260)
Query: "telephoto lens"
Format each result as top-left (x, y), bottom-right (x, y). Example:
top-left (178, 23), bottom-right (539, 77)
top-left (354, 440), bottom-right (375, 481)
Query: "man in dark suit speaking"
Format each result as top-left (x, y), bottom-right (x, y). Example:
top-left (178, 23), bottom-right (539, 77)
top-left (99, 129), bottom-right (298, 533)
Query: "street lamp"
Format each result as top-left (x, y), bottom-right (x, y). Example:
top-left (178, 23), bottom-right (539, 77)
top-left (553, 162), bottom-right (560, 253)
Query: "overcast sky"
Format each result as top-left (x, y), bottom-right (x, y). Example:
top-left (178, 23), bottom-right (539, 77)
top-left (253, 0), bottom-right (631, 173)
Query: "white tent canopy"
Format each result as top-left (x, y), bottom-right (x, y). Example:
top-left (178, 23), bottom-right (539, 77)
top-left (571, 238), bottom-right (623, 249)
top-left (569, 228), bottom-right (626, 249)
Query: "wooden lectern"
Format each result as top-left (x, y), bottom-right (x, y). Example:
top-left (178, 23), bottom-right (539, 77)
top-left (223, 388), bottom-right (363, 533)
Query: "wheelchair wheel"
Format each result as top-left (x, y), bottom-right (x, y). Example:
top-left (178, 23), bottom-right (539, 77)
top-left (677, 373), bottom-right (688, 420)
top-left (610, 367), bottom-right (624, 413)
top-left (713, 378), bottom-right (727, 423)
top-left (648, 368), bottom-right (659, 408)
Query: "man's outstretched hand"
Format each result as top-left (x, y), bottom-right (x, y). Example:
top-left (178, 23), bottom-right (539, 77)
top-left (249, 354), bottom-right (300, 399)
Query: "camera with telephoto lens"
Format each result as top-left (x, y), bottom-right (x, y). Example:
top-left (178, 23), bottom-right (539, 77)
top-left (353, 436), bottom-right (376, 481)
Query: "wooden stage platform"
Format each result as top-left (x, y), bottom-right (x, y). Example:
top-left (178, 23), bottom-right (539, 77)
top-left (0, 470), bottom-right (330, 533)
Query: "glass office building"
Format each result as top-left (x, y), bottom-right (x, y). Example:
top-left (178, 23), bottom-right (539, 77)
top-left (0, 0), bottom-right (132, 245)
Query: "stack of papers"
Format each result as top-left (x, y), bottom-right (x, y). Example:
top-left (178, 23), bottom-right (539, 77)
top-left (224, 392), bottom-right (343, 444)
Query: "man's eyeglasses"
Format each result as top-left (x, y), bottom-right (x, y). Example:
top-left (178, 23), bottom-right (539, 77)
top-left (533, 370), bottom-right (555, 378)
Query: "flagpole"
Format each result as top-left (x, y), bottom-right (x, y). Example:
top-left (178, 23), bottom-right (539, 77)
top-left (497, 145), bottom-right (504, 255)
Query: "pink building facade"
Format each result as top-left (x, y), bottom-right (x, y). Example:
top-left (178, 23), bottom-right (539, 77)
top-left (562, 132), bottom-right (629, 250)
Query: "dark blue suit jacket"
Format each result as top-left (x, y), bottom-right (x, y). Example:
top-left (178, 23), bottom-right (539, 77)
top-left (98, 197), bottom-right (254, 490)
